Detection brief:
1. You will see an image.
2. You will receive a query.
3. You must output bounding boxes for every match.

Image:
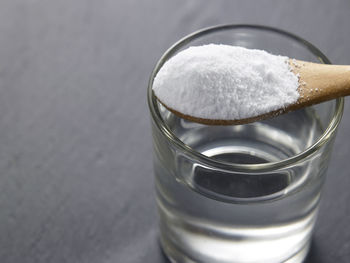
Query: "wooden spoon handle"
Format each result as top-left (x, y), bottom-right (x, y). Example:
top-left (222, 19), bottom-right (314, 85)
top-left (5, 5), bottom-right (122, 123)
top-left (291, 60), bottom-right (350, 108)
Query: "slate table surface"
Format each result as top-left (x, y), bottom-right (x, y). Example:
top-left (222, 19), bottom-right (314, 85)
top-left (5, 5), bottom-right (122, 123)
top-left (0, 1), bottom-right (349, 262)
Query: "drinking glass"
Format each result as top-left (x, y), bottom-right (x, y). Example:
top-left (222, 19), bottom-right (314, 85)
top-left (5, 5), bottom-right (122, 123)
top-left (147, 25), bottom-right (344, 263)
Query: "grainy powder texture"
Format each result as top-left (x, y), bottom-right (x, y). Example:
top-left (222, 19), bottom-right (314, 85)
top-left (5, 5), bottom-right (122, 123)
top-left (153, 44), bottom-right (299, 120)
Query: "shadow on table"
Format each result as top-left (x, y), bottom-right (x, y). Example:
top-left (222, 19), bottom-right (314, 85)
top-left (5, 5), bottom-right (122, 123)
top-left (157, 239), bottom-right (324, 263)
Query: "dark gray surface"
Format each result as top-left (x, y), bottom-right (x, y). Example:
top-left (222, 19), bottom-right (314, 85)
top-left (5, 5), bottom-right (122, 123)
top-left (0, 1), bottom-right (349, 262)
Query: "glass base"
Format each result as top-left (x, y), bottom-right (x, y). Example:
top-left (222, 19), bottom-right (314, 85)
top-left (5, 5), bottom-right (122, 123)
top-left (160, 233), bottom-right (310, 263)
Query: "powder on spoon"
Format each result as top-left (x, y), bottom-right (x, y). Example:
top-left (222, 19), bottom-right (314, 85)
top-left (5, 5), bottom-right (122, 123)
top-left (152, 44), bottom-right (299, 121)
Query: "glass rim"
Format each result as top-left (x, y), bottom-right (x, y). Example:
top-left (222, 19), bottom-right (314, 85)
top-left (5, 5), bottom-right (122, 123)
top-left (147, 24), bottom-right (344, 173)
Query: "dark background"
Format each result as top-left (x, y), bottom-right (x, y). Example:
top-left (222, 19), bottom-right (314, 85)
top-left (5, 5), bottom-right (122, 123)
top-left (0, 1), bottom-right (349, 262)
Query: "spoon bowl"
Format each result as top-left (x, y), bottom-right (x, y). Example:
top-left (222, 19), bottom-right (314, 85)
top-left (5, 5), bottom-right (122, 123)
top-left (156, 59), bottom-right (350, 125)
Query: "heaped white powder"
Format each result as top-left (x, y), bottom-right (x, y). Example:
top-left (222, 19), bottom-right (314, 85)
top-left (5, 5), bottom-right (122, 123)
top-left (153, 44), bottom-right (299, 120)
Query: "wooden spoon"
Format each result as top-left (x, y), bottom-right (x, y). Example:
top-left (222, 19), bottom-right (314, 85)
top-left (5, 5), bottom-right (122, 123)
top-left (156, 59), bottom-right (350, 125)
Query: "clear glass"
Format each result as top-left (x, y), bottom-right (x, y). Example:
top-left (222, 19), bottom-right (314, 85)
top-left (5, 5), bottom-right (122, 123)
top-left (148, 25), bottom-right (344, 263)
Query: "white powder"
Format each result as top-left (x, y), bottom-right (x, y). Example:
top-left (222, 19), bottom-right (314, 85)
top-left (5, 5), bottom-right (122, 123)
top-left (153, 44), bottom-right (299, 120)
